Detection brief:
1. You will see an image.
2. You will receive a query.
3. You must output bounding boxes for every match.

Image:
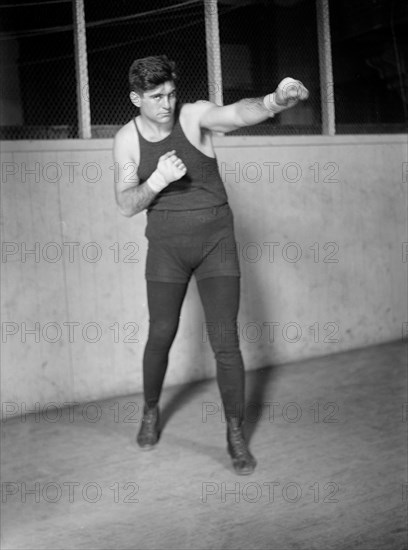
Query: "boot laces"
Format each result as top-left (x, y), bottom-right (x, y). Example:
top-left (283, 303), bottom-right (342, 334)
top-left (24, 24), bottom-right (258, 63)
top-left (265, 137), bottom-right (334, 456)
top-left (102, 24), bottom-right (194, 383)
top-left (142, 408), bottom-right (158, 426)
top-left (229, 426), bottom-right (249, 457)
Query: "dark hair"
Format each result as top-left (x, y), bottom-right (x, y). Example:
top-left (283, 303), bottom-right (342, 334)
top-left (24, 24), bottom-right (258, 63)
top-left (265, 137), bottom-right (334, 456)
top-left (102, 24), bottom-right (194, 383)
top-left (128, 55), bottom-right (178, 94)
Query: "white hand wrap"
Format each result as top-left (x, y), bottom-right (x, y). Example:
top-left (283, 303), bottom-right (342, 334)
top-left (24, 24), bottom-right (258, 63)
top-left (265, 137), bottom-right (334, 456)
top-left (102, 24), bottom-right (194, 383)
top-left (146, 170), bottom-right (167, 194)
top-left (263, 92), bottom-right (286, 114)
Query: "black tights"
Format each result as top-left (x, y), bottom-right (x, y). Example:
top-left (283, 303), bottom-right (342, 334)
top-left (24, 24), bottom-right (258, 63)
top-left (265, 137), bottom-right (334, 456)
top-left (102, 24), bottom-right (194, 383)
top-left (143, 276), bottom-right (244, 420)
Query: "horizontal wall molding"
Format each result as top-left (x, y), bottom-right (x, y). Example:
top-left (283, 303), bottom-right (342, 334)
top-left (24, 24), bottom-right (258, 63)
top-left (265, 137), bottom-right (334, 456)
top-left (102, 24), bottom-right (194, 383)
top-left (1, 134), bottom-right (407, 153)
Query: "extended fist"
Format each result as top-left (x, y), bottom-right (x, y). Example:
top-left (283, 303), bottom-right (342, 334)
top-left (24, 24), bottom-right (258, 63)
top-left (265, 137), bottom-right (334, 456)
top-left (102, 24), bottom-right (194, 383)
top-left (263, 77), bottom-right (309, 114)
top-left (147, 150), bottom-right (187, 193)
top-left (275, 77), bottom-right (309, 107)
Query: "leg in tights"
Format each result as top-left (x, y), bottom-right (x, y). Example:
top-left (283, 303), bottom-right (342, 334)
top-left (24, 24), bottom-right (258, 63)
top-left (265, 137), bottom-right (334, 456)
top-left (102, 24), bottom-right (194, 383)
top-left (143, 281), bottom-right (188, 408)
top-left (196, 276), bottom-right (245, 421)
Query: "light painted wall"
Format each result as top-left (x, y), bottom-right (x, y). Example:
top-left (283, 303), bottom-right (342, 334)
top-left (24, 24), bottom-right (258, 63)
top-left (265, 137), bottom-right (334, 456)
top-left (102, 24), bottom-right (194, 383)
top-left (1, 135), bottom-right (406, 416)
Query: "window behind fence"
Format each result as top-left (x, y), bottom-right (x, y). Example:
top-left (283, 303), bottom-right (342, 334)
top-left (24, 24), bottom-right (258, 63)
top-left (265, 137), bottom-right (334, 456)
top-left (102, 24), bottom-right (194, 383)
top-left (0, 0), bottom-right (406, 140)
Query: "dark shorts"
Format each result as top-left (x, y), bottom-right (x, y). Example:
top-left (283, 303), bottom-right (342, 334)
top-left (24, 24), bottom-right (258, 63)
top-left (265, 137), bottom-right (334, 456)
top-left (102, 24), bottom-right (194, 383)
top-left (145, 203), bottom-right (241, 283)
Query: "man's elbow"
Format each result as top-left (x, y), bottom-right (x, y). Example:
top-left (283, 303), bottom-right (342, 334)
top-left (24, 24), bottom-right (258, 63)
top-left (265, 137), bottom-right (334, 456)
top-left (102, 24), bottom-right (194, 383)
top-left (115, 193), bottom-right (137, 217)
top-left (119, 208), bottom-right (133, 218)
top-left (115, 197), bottom-right (133, 217)
top-left (118, 204), bottom-right (137, 217)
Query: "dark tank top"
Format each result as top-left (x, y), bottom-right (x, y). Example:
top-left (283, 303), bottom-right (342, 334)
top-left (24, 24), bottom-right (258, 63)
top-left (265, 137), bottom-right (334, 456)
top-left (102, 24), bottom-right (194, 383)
top-left (135, 112), bottom-right (228, 211)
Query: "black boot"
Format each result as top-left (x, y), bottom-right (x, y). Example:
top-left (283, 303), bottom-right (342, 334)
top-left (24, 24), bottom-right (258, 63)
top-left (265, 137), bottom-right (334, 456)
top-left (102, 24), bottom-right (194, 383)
top-left (137, 404), bottom-right (160, 450)
top-left (227, 417), bottom-right (257, 475)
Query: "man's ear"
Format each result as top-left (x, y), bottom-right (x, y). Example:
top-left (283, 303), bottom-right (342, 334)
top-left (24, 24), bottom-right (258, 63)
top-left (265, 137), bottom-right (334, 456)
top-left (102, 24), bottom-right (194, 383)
top-left (130, 91), bottom-right (141, 107)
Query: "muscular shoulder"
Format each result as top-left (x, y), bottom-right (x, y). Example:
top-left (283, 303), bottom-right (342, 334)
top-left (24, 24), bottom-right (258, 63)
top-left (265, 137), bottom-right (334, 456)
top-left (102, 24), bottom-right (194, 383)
top-left (180, 101), bottom-right (216, 126)
top-left (113, 119), bottom-right (136, 146)
top-left (113, 119), bottom-right (139, 164)
top-left (179, 102), bottom-right (216, 156)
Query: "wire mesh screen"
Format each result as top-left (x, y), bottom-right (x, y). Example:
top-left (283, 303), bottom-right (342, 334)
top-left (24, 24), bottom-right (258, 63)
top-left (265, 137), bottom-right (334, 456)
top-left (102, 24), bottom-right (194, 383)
top-left (0, 0), bottom-right (407, 140)
top-left (0, 0), bottom-right (77, 139)
top-left (0, 0), bottom-right (210, 140)
top-left (85, 0), bottom-right (209, 138)
top-left (330, 0), bottom-right (408, 134)
top-left (218, 0), bottom-right (321, 135)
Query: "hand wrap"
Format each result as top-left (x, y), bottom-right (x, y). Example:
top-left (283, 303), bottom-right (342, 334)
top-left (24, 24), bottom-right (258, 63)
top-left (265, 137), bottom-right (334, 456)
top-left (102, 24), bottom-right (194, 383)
top-left (146, 170), bottom-right (167, 193)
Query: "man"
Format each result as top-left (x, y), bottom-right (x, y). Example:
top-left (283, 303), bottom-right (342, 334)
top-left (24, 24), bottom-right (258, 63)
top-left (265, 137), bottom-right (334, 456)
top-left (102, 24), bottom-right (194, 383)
top-left (113, 55), bottom-right (308, 475)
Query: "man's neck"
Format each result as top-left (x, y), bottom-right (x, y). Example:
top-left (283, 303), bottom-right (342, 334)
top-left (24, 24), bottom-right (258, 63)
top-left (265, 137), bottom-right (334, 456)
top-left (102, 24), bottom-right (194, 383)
top-left (136, 115), bottom-right (175, 142)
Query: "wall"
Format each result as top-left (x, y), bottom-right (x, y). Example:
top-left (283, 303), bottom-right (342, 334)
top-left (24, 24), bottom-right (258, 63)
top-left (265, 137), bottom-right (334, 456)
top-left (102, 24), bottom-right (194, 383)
top-left (1, 135), bottom-right (406, 414)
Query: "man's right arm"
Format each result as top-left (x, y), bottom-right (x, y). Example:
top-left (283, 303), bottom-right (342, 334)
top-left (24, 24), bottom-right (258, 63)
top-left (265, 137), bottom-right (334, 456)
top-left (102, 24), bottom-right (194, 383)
top-left (113, 128), bottom-right (156, 217)
top-left (113, 128), bottom-right (187, 217)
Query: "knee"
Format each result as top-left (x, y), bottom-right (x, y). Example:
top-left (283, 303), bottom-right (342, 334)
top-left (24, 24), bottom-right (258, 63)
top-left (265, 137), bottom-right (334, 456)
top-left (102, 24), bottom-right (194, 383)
top-left (206, 321), bottom-right (240, 352)
top-left (147, 319), bottom-right (178, 348)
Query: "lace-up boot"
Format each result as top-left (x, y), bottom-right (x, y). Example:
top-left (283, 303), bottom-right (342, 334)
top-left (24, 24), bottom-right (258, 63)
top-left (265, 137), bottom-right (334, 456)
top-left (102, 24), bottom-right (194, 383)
top-left (227, 417), bottom-right (257, 475)
top-left (137, 404), bottom-right (160, 450)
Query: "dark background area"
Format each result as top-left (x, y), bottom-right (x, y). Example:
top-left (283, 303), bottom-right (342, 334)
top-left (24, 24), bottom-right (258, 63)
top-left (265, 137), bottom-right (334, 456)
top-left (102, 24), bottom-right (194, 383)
top-left (0, 0), bottom-right (407, 138)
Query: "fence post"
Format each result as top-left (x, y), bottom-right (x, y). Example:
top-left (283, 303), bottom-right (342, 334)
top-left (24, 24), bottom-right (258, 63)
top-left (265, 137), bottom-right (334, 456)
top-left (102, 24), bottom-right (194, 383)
top-left (73, 0), bottom-right (91, 138)
top-left (316, 0), bottom-right (335, 135)
top-left (204, 0), bottom-right (223, 107)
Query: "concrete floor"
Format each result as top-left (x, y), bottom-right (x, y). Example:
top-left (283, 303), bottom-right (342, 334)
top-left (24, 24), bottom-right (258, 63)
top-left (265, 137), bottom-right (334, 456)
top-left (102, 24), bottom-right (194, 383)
top-left (1, 340), bottom-right (407, 550)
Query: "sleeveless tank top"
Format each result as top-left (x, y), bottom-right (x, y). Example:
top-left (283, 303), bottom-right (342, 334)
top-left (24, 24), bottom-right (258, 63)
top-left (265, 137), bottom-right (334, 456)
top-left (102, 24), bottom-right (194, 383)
top-left (135, 112), bottom-right (228, 211)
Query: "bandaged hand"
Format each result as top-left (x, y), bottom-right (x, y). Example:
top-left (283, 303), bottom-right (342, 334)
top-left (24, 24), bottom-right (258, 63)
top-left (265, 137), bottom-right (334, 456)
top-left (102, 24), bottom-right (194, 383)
top-left (263, 77), bottom-right (309, 114)
top-left (147, 150), bottom-right (187, 193)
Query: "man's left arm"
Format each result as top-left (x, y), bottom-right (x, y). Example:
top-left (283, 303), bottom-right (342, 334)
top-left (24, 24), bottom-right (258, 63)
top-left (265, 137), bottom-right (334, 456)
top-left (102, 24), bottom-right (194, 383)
top-left (198, 77), bottom-right (309, 133)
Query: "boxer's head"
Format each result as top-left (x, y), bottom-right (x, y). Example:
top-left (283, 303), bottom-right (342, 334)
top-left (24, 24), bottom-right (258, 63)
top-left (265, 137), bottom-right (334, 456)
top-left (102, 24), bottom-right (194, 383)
top-left (128, 56), bottom-right (178, 122)
top-left (129, 55), bottom-right (178, 95)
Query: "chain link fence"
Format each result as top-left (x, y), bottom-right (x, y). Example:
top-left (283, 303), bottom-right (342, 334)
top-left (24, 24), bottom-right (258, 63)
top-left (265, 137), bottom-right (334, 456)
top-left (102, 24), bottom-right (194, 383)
top-left (0, 0), bottom-right (406, 139)
top-left (218, 0), bottom-right (321, 135)
top-left (330, 0), bottom-right (407, 133)
top-left (85, 0), bottom-right (210, 137)
top-left (0, 0), bottom-right (77, 139)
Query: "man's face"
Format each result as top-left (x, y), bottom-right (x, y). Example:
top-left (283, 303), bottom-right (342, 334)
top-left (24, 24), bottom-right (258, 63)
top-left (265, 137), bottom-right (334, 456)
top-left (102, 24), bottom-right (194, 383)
top-left (132, 81), bottom-right (177, 124)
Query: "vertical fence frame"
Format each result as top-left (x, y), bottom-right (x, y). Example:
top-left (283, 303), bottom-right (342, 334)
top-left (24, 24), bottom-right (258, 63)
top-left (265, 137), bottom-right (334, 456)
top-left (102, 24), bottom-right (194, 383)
top-left (73, 0), bottom-right (91, 139)
top-left (204, 0), bottom-right (223, 106)
top-left (69, 0), bottom-right (335, 138)
top-left (316, 0), bottom-right (335, 136)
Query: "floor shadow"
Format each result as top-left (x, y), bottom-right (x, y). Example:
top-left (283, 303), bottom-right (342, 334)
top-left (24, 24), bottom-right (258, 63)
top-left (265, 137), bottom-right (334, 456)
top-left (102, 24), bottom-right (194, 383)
top-left (243, 363), bottom-right (280, 443)
top-left (160, 378), bottom-right (209, 430)
top-left (232, 205), bottom-right (282, 445)
top-left (159, 432), bottom-right (232, 472)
